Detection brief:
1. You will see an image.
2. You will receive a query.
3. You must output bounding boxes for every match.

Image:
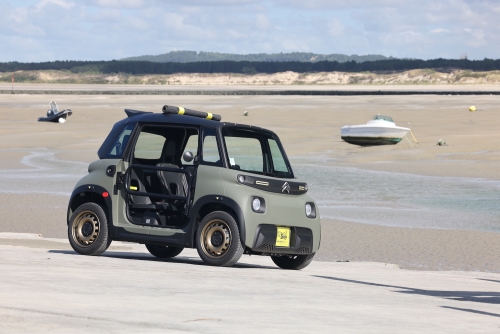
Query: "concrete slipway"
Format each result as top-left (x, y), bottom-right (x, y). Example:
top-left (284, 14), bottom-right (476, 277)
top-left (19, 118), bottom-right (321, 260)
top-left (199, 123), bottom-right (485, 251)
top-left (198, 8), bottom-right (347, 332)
top-left (0, 233), bottom-right (499, 333)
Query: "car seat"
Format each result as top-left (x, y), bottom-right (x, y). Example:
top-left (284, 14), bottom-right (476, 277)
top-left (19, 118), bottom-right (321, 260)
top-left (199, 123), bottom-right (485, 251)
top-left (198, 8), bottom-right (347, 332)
top-left (156, 140), bottom-right (189, 197)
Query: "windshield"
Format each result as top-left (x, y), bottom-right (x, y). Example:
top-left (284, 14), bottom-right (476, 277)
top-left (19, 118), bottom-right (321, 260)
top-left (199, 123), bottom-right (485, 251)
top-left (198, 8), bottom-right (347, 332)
top-left (222, 127), bottom-right (293, 178)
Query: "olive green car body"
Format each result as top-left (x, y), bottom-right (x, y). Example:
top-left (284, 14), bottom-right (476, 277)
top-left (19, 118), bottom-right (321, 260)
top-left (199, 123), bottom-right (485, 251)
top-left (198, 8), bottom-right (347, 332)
top-left (67, 108), bottom-right (320, 260)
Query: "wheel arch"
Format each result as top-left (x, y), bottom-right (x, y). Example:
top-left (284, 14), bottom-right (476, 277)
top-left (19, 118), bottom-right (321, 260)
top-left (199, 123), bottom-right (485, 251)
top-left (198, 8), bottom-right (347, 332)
top-left (68, 185), bottom-right (113, 228)
top-left (190, 195), bottom-right (246, 247)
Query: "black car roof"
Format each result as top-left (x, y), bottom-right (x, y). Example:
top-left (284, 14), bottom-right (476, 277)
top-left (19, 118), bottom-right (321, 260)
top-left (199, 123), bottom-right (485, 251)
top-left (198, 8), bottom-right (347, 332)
top-left (98, 109), bottom-right (280, 160)
top-left (124, 110), bottom-right (274, 134)
top-left (125, 111), bottom-right (222, 127)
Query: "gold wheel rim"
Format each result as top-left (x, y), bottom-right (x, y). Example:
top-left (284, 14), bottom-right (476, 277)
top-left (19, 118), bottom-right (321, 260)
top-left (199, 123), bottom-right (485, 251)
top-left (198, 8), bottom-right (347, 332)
top-left (200, 219), bottom-right (232, 259)
top-left (71, 210), bottom-right (100, 247)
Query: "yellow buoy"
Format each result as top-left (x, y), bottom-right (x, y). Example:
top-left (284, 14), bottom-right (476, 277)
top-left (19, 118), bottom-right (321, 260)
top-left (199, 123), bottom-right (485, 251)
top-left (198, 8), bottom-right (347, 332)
top-left (469, 106), bottom-right (476, 112)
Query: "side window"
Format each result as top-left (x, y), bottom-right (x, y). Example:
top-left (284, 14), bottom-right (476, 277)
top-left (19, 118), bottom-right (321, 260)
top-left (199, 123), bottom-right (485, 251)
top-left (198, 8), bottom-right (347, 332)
top-left (201, 128), bottom-right (222, 166)
top-left (225, 137), bottom-right (264, 172)
top-left (182, 134), bottom-right (199, 165)
top-left (134, 132), bottom-right (165, 159)
top-left (268, 139), bottom-right (289, 173)
top-left (108, 123), bottom-right (135, 158)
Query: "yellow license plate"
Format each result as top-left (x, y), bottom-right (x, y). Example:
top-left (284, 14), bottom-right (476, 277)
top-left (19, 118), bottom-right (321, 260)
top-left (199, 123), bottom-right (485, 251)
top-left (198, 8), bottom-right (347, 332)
top-left (276, 227), bottom-right (291, 247)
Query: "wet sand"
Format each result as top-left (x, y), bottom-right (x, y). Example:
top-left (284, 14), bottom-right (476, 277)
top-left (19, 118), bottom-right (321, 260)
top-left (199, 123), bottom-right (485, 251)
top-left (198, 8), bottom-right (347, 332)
top-left (318, 219), bottom-right (500, 272)
top-left (0, 90), bottom-right (499, 272)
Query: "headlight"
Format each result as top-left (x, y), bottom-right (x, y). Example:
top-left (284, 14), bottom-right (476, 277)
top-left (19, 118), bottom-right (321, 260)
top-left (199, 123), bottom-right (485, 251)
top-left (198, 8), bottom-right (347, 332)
top-left (251, 196), bottom-right (266, 213)
top-left (305, 204), bottom-right (312, 216)
top-left (305, 202), bottom-right (316, 218)
top-left (252, 198), bottom-right (261, 211)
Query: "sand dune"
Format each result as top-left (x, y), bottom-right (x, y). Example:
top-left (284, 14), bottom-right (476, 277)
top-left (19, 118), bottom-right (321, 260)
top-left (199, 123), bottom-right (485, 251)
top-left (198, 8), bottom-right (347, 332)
top-left (2, 69), bottom-right (500, 85)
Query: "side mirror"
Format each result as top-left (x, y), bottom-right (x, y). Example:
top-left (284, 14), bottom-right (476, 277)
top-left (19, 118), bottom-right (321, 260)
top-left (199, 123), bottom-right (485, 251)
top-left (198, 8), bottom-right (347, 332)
top-left (183, 151), bottom-right (194, 163)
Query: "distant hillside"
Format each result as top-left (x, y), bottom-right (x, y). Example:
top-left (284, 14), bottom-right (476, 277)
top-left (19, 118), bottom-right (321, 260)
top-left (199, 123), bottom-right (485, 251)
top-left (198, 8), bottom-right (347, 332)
top-left (121, 51), bottom-right (391, 63)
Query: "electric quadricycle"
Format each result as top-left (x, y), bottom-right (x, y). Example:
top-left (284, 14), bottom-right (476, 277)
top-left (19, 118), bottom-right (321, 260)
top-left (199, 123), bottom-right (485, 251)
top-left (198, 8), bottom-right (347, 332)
top-left (67, 106), bottom-right (321, 269)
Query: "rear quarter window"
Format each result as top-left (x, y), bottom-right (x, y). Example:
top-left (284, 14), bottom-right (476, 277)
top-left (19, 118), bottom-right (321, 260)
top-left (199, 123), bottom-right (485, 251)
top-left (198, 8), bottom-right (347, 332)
top-left (104, 123), bottom-right (135, 159)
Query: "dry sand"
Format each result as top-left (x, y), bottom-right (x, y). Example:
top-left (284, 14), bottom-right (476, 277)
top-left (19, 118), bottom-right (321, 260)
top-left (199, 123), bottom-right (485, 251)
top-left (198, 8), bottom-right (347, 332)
top-left (0, 90), bottom-right (499, 272)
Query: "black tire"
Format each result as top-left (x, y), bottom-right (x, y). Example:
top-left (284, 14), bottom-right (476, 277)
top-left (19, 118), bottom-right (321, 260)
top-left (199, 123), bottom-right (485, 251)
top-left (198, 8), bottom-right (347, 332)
top-left (196, 211), bottom-right (243, 267)
top-left (106, 237), bottom-right (112, 250)
top-left (271, 253), bottom-right (316, 270)
top-left (68, 202), bottom-right (109, 256)
top-left (145, 244), bottom-right (184, 258)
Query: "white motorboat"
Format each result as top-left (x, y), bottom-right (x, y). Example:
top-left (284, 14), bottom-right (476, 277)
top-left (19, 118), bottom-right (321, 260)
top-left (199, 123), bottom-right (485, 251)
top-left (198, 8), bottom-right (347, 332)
top-left (340, 114), bottom-right (410, 146)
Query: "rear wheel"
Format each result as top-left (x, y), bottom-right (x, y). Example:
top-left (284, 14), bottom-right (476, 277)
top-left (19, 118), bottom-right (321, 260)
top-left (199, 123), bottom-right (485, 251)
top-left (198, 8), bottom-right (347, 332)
top-left (68, 202), bottom-right (109, 256)
top-left (196, 211), bottom-right (243, 267)
top-left (145, 244), bottom-right (184, 258)
top-left (271, 253), bottom-right (315, 270)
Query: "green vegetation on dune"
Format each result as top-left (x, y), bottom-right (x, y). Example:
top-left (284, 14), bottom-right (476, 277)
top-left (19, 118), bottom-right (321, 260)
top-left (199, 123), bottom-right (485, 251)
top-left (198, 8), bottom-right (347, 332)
top-left (0, 58), bottom-right (500, 76)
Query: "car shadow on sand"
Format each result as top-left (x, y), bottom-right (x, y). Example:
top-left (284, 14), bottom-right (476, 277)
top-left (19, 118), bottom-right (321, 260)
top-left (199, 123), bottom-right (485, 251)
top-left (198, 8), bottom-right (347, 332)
top-left (48, 249), bottom-right (278, 270)
top-left (477, 278), bottom-right (500, 284)
top-left (440, 306), bottom-right (500, 318)
top-left (313, 276), bottom-right (500, 306)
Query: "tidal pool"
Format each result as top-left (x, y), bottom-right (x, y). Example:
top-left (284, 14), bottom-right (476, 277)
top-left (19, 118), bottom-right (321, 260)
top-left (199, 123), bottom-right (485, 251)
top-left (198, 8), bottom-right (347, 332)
top-left (293, 159), bottom-right (500, 232)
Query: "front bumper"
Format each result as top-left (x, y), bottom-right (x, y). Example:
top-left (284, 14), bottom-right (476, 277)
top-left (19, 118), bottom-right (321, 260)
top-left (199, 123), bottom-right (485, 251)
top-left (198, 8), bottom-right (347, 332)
top-left (251, 224), bottom-right (314, 255)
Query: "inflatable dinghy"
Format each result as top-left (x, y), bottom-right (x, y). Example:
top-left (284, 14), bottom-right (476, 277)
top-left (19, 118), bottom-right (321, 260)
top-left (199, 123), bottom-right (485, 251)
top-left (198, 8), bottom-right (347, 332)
top-left (38, 101), bottom-right (72, 123)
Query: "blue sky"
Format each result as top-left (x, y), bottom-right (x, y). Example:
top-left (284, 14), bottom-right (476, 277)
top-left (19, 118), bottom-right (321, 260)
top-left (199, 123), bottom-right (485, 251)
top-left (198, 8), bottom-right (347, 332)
top-left (0, 0), bottom-right (498, 62)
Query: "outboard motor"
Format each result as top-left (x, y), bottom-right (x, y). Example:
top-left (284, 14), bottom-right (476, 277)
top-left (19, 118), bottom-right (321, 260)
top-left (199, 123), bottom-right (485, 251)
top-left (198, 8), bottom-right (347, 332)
top-left (47, 101), bottom-right (59, 117)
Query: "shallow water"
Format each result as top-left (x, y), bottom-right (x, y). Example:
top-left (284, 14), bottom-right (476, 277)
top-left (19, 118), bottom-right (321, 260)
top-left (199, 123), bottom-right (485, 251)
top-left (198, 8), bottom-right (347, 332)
top-left (293, 159), bottom-right (500, 232)
top-left (2, 151), bottom-right (499, 232)
top-left (1, 150), bottom-right (87, 196)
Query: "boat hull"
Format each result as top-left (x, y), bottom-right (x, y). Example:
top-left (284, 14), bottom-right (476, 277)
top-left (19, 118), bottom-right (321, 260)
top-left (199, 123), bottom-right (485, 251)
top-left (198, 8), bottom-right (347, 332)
top-left (341, 136), bottom-right (403, 146)
top-left (38, 110), bottom-right (72, 123)
top-left (340, 123), bottom-right (410, 146)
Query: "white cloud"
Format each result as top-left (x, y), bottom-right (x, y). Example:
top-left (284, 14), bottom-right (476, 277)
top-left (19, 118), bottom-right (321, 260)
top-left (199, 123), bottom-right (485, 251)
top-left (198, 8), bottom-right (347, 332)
top-left (328, 18), bottom-right (345, 37)
top-left (36, 0), bottom-right (75, 10)
top-left (429, 28), bottom-right (450, 34)
top-left (255, 13), bottom-right (271, 30)
top-left (463, 28), bottom-right (486, 47)
top-left (272, 0), bottom-right (402, 10)
top-left (86, 0), bottom-right (144, 8)
top-left (170, 0), bottom-right (260, 6)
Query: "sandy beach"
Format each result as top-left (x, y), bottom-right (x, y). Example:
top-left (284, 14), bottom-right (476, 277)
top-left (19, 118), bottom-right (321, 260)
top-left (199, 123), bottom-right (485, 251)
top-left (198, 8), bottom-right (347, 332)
top-left (0, 87), bottom-right (499, 272)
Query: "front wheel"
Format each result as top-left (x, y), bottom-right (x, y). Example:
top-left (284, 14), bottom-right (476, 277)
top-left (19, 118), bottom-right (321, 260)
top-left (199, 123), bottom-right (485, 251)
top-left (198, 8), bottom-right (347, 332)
top-left (145, 244), bottom-right (184, 258)
top-left (68, 202), bottom-right (109, 256)
top-left (196, 211), bottom-right (243, 267)
top-left (271, 253), bottom-right (316, 270)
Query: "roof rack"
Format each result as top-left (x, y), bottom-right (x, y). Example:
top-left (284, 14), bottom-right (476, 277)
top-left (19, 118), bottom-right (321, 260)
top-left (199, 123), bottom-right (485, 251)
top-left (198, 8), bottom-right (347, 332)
top-left (162, 105), bottom-right (221, 122)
